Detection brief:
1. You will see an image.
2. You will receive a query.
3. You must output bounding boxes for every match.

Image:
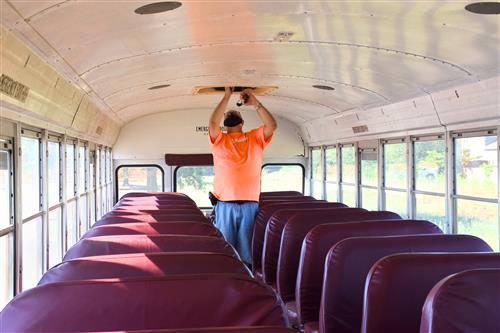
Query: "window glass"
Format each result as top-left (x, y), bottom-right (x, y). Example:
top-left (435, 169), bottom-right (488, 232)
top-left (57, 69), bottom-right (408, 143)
top-left (117, 166), bottom-right (163, 200)
top-left (326, 182), bottom-right (338, 202)
top-left (325, 147), bottom-right (337, 181)
top-left (0, 233), bottom-right (13, 308)
top-left (96, 149), bottom-right (100, 187)
top-left (66, 201), bottom-right (77, 249)
top-left (0, 151), bottom-right (11, 229)
top-left (385, 190), bottom-right (407, 218)
top-left (312, 180), bottom-right (323, 200)
top-left (21, 137), bottom-right (40, 218)
top-left (261, 165), bottom-right (303, 193)
top-left (48, 207), bottom-right (62, 268)
top-left (175, 166), bottom-right (213, 207)
top-left (22, 217), bottom-right (43, 290)
top-left (415, 140), bottom-right (445, 193)
top-left (80, 195), bottom-right (88, 235)
top-left (48, 142), bottom-right (60, 207)
top-left (457, 199), bottom-right (498, 251)
top-left (384, 143), bottom-right (407, 189)
top-left (311, 149), bottom-right (322, 180)
top-left (341, 184), bottom-right (356, 207)
top-left (89, 158), bottom-right (95, 225)
top-left (455, 136), bottom-right (498, 199)
top-left (415, 194), bottom-right (447, 233)
top-left (361, 150), bottom-right (378, 186)
top-left (341, 146), bottom-right (355, 183)
top-left (79, 146), bottom-right (86, 194)
top-left (66, 144), bottom-right (75, 200)
top-left (362, 188), bottom-right (378, 210)
top-left (96, 186), bottom-right (102, 218)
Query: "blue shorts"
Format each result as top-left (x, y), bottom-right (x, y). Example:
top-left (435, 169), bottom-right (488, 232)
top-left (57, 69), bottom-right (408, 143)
top-left (214, 201), bottom-right (259, 264)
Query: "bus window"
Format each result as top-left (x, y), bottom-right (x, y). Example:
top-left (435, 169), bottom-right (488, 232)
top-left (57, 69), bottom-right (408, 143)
top-left (175, 166), bottom-right (213, 207)
top-left (78, 145), bottom-right (88, 236)
top-left (455, 135), bottom-right (498, 250)
top-left (47, 141), bottom-right (62, 267)
top-left (0, 233), bottom-right (13, 308)
top-left (21, 137), bottom-right (40, 218)
top-left (22, 216), bottom-right (43, 290)
top-left (340, 145), bottom-right (356, 207)
top-left (325, 147), bottom-right (338, 202)
top-left (66, 143), bottom-right (78, 248)
top-left (0, 145), bottom-right (14, 307)
top-left (116, 165), bottom-right (164, 200)
top-left (261, 164), bottom-right (304, 193)
top-left (414, 139), bottom-right (447, 232)
top-left (360, 149), bottom-right (378, 211)
top-left (311, 148), bottom-right (323, 199)
top-left (384, 141), bottom-right (408, 217)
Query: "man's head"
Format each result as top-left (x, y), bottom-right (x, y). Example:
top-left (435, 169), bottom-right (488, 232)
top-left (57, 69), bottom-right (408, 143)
top-left (224, 110), bottom-right (244, 131)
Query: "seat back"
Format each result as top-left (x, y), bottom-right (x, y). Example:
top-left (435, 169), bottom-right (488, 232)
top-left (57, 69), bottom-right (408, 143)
top-left (63, 235), bottom-right (237, 260)
top-left (262, 208), bottom-right (369, 286)
top-left (40, 253), bottom-right (249, 285)
top-left (320, 234), bottom-right (492, 333)
top-left (362, 253), bottom-right (500, 333)
top-left (260, 191), bottom-right (304, 198)
top-left (98, 328), bottom-right (298, 332)
top-left (297, 220), bottom-right (443, 325)
top-left (93, 214), bottom-right (208, 227)
top-left (0, 274), bottom-right (287, 332)
top-left (83, 222), bottom-right (221, 239)
top-left (107, 208), bottom-right (204, 216)
top-left (114, 203), bottom-right (198, 209)
top-left (420, 268), bottom-right (500, 333)
top-left (252, 202), bottom-right (348, 276)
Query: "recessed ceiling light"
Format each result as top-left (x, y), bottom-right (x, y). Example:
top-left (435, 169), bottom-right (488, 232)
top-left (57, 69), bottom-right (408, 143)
top-left (135, 2), bottom-right (182, 15)
top-left (149, 84), bottom-right (170, 90)
top-left (465, 2), bottom-right (500, 14)
top-left (313, 85), bottom-right (335, 91)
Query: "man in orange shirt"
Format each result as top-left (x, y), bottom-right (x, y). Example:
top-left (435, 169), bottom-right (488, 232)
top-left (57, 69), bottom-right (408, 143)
top-left (208, 87), bottom-right (277, 266)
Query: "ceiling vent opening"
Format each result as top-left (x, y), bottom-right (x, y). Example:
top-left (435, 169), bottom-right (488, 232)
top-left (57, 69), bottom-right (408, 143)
top-left (313, 85), bottom-right (335, 91)
top-left (192, 86), bottom-right (278, 95)
top-left (273, 31), bottom-right (294, 42)
top-left (149, 84), bottom-right (171, 90)
top-left (352, 125), bottom-right (369, 134)
top-left (135, 2), bottom-right (182, 15)
top-left (465, 2), bottom-right (500, 14)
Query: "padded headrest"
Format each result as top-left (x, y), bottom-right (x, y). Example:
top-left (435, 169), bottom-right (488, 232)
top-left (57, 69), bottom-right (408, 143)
top-left (260, 191), bottom-right (304, 197)
top-left (362, 253), bottom-right (500, 333)
top-left (252, 202), bottom-right (348, 275)
top-left (262, 207), bottom-right (368, 286)
top-left (120, 192), bottom-right (191, 199)
top-left (83, 222), bottom-right (221, 239)
top-left (108, 208), bottom-right (204, 216)
top-left (83, 326), bottom-right (297, 332)
top-left (297, 220), bottom-right (443, 325)
top-left (420, 268), bottom-right (500, 333)
top-left (259, 196), bottom-right (318, 207)
top-left (93, 214), bottom-right (208, 227)
top-left (115, 202), bottom-right (198, 209)
top-left (320, 234), bottom-right (492, 333)
top-left (0, 274), bottom-right (287, 332)
top-left (63, 235), bottom-right (237, 260)
top-left (40, 252), bottom-right (249, 285)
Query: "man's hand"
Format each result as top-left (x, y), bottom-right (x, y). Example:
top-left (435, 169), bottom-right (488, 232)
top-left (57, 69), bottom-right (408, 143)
top-left (225, 86), bottom-right (234, 98)
top-left (241, 90), bottom-right (260, 107)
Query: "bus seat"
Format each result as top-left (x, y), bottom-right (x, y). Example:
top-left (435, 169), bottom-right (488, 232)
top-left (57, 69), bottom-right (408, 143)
top-left (258, 196), bottom-right (317, 207)
top-left (107, 208), bottom-right (204, 216)
top-left (361, 253), bottom-right (500, 333)
top-left (420, 268), bottom-right (500, 333)
top-left (63, 235), bottom-right (237, 260)
top-left (114, 202), bottom-right (198, 209)
top-left (90, 327), bottom-right (298, 333)
top-left (321, 234), bottom-right (492, 333)
top-left (39, 253), bottom-right (249, 285)
top-left (93, 214), bottom-right (209, 227)
top-left (120, 192), bottom-right (193, 199)
top-left (297, 220), bottom-right (443, 327)
top-left (83, 222), bottom-right (221, 239)
top-left (252, 202), bottom-right (348, 279)
top-left (0, 274), bottom-right (288, 332)
top-left (260, 191), bottom-right (304, 198)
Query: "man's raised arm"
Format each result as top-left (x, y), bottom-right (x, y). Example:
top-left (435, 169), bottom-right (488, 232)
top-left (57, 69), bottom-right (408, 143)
top-left (244, 91), bottom-right (277, 139)
top-left (209, 87), bottom-right (232, 141)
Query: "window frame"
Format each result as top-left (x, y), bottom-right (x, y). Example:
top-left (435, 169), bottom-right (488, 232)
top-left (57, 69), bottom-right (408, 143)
top-left (261, 163), bottom-right (305, 194)
top-left (115, 164), bottom-right (165, 203)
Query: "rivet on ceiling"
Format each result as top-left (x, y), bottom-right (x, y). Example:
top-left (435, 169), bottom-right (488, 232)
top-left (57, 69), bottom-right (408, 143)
top-left (135, 2), bottom-right (182, 15)
top-left (149, 84), bottom-right (171, 90)
top-left (313, 85), bottom-right (335, 91)
top-left (465, 2), bottom-right (500, 14)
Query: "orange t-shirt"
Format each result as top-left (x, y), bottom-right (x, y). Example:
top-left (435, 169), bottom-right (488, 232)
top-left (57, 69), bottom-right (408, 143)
top-left (209, 126), bottom-right (272, 201)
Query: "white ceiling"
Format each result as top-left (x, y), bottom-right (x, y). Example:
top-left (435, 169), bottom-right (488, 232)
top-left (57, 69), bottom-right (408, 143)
top-left (3, 0), bottom-right (499, 125)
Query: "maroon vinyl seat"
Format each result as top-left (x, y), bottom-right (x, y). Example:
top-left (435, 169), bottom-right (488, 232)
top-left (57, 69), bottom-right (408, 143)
top-left (108, 208), bottom-right (204, 217)
top-left (0, 274), bottom-right (288, 332)
top-left (260, 191), bottom-right (304, 198)
top-left (259, 196), bottom-right (317, 207)
top-left (93, 328), bottom-right (298, 333)
top-left (264, 209), bottom-right (401, 291)
top-left (63, 235), bottom-right (237, 260)
top-left (120, 192), bottom-right (193, 199)
top-left (420, 268), bottom-right (500, 333)
top-left (361, 253), bottom-right (500, 333)
top-left (296, 220), bottom-right (444, 329)
top-left (83, 222), bottom-right (221, 239)
top-left (319, 234), bottom-right (492, 333)
top-left (40, 252), bottom-right (250, 285)
top-left (93, 214), bottom-right (209, 227)
top-left (252, 202), bottom-right (348, 278)
top-left (114, 203), bottom-right (198, 210)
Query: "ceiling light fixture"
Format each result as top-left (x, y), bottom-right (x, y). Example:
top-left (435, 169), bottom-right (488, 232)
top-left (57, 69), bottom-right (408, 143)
top-left (135, 2), bottom-right (182, 15)
top-left (149, 84), bottom-right (171, 90)
top-left (465, 2), bottom-right (500, 14)
top-left (313, 85), bottom-right (335, 91)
